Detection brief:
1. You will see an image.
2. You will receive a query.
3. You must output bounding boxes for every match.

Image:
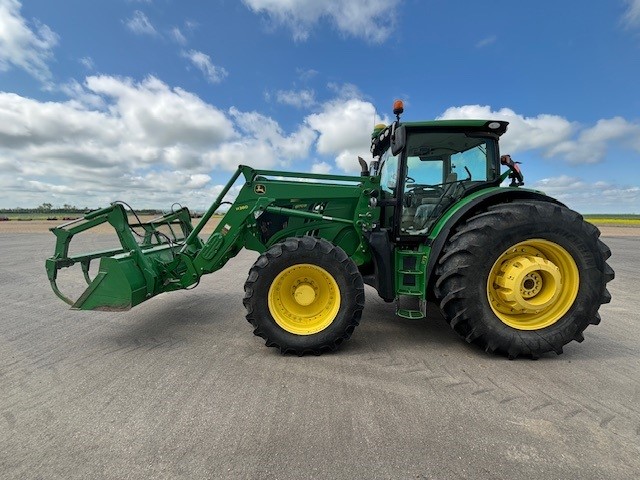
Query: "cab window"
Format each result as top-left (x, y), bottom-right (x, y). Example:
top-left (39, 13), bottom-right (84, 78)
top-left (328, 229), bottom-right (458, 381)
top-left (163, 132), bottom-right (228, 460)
top-left (451, 145), bottom-right (489, 181)
top-left (380, 152), bottom-right (398, 194)
top-left (405, 156), bottom-right (444, 187)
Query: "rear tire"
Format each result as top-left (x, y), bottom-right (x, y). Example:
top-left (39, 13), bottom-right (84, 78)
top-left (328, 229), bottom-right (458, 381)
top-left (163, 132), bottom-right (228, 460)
top-left (243, 237), bottom-right (365, 355)
top-left (435, 200), bottom-right (614, 359)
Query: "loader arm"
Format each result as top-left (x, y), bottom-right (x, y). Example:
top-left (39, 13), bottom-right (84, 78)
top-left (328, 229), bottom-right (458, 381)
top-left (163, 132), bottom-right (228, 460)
top-left (189, 165), bottom-right (379, 275)
top-left (46, 165), bottom-right (380, 311)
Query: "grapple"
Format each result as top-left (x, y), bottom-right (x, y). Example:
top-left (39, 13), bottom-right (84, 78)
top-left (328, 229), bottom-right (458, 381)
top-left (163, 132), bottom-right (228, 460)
top-left (45, 204), bottom-right (199, 311)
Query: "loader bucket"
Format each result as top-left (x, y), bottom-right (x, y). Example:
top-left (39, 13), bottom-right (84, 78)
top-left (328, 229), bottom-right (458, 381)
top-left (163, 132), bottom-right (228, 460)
top-left (70, 255), bottom-right (148, 311)
top-left (46, 204), bottom-right (198, 311)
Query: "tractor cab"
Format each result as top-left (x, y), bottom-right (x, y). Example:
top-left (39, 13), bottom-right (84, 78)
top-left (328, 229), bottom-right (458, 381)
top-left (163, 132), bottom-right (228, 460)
top-left (370, 104), bottom-right (508, 239)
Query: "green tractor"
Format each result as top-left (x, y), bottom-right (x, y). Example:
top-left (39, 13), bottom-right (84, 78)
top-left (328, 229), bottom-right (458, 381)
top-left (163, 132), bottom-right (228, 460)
top-left (46, 101), bottom-right (614, 358)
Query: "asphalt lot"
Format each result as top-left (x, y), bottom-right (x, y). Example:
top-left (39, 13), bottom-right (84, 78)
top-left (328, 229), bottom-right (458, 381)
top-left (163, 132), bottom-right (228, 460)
top-left (1, 233), bottom-right (638, 479)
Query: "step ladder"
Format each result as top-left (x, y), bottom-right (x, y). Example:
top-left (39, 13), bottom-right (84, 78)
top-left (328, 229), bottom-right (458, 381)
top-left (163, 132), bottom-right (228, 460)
top-left (394, 248), bottom-right (427, 319)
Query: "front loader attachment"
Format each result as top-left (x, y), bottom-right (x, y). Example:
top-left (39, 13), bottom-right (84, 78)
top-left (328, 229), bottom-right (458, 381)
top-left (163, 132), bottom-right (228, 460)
top-left (47, 164), bottom-right (376, 312)
top-left (46, 166), bottom-right (247, 311)
top-left (46, 204), bottom-right (198, 311)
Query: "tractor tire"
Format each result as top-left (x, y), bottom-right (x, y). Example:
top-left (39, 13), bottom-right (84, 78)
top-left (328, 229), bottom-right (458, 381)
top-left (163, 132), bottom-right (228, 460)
top-left (435, 200), bottom-right (614, 359)
top-left (243, 236), bottom-right (365, 355)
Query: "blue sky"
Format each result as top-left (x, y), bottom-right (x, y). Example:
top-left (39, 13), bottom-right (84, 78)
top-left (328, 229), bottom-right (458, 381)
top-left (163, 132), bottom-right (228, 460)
top-left (1, 0), bottom-right (639, 213)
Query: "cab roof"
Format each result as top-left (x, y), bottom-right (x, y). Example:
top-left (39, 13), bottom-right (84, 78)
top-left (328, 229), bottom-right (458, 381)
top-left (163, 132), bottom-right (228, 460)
top-left (402, 119), bottom-right (508, 136)
top-left (370, 119), bottom-right (509, 157)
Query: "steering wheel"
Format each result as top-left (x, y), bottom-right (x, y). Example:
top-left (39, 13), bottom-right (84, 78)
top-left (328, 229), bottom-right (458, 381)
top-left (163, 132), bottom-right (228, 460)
top-left (404, 184), bottom-right (445, 208)
top-left (406, 176), bottom-right (416, 184)
top-left (407, 184), bottom-right (444, 196)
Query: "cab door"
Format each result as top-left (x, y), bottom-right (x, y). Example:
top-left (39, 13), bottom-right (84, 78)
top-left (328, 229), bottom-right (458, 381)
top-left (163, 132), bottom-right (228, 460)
top-left (398, 155), bottom-right (447, 236)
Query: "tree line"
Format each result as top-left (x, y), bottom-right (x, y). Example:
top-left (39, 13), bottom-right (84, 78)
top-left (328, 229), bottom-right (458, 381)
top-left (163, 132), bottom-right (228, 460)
top-left (0, 204), bottom-right (163, 215)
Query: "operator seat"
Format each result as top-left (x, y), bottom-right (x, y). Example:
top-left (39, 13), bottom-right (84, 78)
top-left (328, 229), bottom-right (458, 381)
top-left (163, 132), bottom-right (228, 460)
top-left (413, 172), bottom-right (458, 229)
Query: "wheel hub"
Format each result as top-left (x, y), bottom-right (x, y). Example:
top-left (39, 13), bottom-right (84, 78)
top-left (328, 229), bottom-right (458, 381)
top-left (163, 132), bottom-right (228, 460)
top-left (494, 255), bottom-right (561, 313)
top-left (487, 240), bottom-right (580, 330)
top-left (293, 283), bottom-right (316, 306)
top-left (521, 273), bottom-right (542, 298)
top-left (268, 264), bottom-right (341, 335)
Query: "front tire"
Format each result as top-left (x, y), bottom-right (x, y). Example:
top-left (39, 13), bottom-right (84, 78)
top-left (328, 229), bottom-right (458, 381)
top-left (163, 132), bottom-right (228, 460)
top-left (243, 237), bottom-right (365, 355)
top-left (435, 200), bottom-right (614, 359)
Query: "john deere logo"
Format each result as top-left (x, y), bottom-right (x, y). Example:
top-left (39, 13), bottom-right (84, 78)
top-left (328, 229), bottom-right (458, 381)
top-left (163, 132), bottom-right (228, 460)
top-left (254, 184), bottom-right (266, 194)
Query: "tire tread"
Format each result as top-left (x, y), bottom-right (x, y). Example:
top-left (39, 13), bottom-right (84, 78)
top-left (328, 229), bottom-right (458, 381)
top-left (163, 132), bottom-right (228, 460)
top-left (435, 200), bottom-right (614, 358)
top-left (243, 237), bottom-right (364, 356)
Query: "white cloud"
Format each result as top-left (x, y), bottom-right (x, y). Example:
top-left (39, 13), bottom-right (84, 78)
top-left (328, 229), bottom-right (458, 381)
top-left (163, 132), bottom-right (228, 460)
top-left (476, 35), bottom-right (497, 48)
top-left (327, 82), bottom-right (364, 100)
top-left (79, 56), bottom-right (95, 70)
top-left (533, 175), bottom-right (640, 213)
top-left (0, 0), bottom-right (59, 83)
top-left (184, 20), bottom-right (199, 31)
top-left (438, 105), bottom-right (640, 164)
top-left (0, 75), bottom-right (321, 208)
top-left (125, 171), bottom-right (212, 192)
top-left (182, 50), bottom-right (228, 84)
top-left (548, 116), bottom-right (640, 164)
top-left (297, 67), bottom-right (318, 81)
top-left (203, 140), bottom-right (278, 172)
top-left (59, 79), bottom-right (106, 109)
top-left (439, 105), bottom-right (575, 154)
top-left (622, 0), bottom-right (640, 27)
top-left (225, 106), bottom-right (317, 166)
top-left (0, 76), bottom-right (232, 207)
top-left (307, 99), bottom-right (377, 155)
top-left (86, 75), bottom-right (233, 147)
top-left (311, 162), bottom-right (332, 174)
top-left (124, 10), bottom-right (158, 36)
top-left (170, 26), bottom-right (187, 45)
top-left (242, 0), bottom-right (401, 43)
top-left (275, 89), bottom-right (316, 108)
top-left (306, 98), bottom-right (387, 172)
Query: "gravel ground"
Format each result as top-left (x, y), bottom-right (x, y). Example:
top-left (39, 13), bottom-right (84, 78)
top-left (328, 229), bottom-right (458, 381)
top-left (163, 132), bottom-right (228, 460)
top-left (0, 231), bottom-right (638, 479)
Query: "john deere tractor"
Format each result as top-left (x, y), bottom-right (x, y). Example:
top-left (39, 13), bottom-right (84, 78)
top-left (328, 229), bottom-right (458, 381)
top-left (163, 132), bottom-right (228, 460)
top-left (46, 101), bottom-right (614, 358)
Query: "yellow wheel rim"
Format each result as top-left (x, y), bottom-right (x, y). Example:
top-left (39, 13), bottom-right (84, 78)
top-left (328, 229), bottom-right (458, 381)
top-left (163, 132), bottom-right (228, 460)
top-left (268, 264), bottom-right (341, 335)
top-left (487, 239), bottom-right (579, 330)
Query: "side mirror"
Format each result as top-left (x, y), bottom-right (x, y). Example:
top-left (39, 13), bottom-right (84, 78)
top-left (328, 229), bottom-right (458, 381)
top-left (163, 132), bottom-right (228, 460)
top-left (391, 123), bottom-right (406, 156)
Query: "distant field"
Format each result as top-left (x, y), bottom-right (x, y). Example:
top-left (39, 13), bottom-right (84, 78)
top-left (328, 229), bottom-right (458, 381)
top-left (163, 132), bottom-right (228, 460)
top-left (585, 214), bottom-right (640, 219)
top-left (584, 215), bottom-right (640, 226)
top-left (0, 212), bottom-right (83, 221)
top-left (587, 218), bottom-right (640, 226)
